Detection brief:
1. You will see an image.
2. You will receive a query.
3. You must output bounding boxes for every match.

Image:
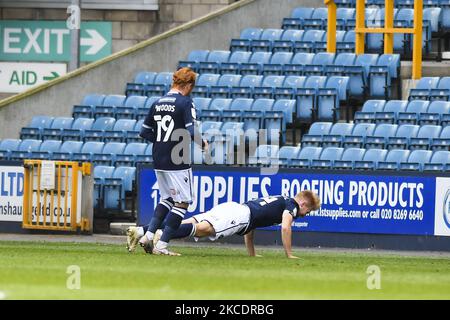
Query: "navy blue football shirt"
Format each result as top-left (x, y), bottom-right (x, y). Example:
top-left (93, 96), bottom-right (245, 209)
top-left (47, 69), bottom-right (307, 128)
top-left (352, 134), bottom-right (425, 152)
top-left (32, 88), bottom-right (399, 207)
top-left (140, 90), bottom-right (198, 171)
top-left (241, 195), bottom-right (300, 234)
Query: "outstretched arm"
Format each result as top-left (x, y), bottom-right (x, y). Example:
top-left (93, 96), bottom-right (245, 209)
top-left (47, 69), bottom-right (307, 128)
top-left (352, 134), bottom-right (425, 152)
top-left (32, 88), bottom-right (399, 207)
top-left (281, 212), bottom-right (299, 259)
top-left (244, 230), bottom-right (260, 257)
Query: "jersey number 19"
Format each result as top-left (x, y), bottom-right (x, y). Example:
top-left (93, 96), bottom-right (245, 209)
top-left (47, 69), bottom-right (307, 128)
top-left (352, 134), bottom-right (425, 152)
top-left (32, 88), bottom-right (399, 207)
top-left (154, 115), bottom-right (174, 142)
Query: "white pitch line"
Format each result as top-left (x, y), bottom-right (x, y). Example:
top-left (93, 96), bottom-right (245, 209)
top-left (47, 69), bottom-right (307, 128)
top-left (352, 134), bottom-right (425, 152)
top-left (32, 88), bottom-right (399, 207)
top-left (0, 291), bottom-right (6, 300)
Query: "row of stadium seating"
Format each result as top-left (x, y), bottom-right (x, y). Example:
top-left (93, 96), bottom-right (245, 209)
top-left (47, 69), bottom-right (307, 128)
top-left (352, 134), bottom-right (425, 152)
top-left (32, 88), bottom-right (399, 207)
top-left (232, 26), bottom-right (432, 56)
top-left (175, 52), bottom-right (399, 98)
top-left (20, 116), bottom-right (145, 143)
top-left (354, 99), bottom-right (450, 125)
top-left (249, 144), bottom-right (450, 171)
top-left (301, 121), bottom-right (449, 150)
top-left (335, 0), bottom-right (450, 15)
top-left (282, 6), bottom-right (443, 33)
top-left (408, 76), bottom-right (450, 101)
top-left (0, 139), bottom-right (153, 167)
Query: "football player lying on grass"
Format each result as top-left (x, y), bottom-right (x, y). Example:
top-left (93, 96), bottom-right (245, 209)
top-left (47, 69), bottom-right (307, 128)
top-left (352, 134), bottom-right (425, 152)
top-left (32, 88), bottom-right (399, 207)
top-left (128, 191), bottom-right (320, 258)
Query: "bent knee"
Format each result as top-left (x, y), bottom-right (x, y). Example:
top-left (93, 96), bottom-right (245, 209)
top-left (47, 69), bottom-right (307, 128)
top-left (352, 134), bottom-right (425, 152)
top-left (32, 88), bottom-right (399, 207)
top-left (195, 221), bottom-right (215, 237)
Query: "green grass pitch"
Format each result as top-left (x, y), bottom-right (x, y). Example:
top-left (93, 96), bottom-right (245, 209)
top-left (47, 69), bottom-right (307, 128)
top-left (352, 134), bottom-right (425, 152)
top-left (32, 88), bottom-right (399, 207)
top-left (0, 240), bottom-right (449, 300)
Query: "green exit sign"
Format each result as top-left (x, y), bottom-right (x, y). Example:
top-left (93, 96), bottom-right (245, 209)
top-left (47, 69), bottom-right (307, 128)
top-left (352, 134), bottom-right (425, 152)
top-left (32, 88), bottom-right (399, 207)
top-left (0, 20), bottom-right (112, 62)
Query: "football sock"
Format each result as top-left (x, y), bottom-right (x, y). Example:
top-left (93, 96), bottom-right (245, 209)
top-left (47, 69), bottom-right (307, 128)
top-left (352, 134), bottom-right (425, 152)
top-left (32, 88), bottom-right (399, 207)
top-left (171, 223), bottom-right (196, 239)
top-left (146, 198), bottom-right (174, 239)
top-left (137, 227), bottom-right (144, 237)
top-left (160, 206), bottom-right (187, 243)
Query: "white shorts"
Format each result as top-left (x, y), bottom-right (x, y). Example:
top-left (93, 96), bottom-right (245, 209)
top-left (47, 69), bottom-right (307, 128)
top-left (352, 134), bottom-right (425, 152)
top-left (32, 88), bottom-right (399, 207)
top-left (193, 202), bottom-right (250, 241)
top-left (155, 168), bottom-right (194, 204)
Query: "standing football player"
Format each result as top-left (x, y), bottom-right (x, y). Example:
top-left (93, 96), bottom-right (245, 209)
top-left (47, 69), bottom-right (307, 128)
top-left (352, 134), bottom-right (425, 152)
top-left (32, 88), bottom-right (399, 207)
top-left (131, 67), bottom-right (208, 256)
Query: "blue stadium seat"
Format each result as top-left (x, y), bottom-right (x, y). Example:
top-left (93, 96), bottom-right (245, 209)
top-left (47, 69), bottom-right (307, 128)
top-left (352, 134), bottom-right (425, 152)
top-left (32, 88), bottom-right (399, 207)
top-left (126, 120), bottom-right (144, 143)
top-left (114, 142), bottom-right (147, 167)
top-left (178, 50), bottom-right (210, 71)
top-left (192, 73), bottom-right (221, 97)
top-left (344, 53), bottom-right (378, 98)
top-left (240, 52), bottom-right (272, 75)
top-left (201, 121), bottom-right (223, 141)
top-left (296, 76), bottom-right (327, 123)
top-left (252, 98), bottom-right (274, 113)
top-left (20, 116), bottom-right (54, 140)
top-left (262, 52), bottom-right (293, 75)
top-left (220, 51), bottom-right (252, 74)
top-left (125, 73), bottom-right (157, 96)
top-left (0, 139), bottom-right (22, 160)
top-left (52, 140), bottom-right (83, 160)
top-left (94, 94), bottom-right (126, 119)
top-left (431, 125), bottom-right (450, 150)
top-left (343, 123), bottom-right (376, 148)
top-left (303, 52), bottom-right (335, 76)
top-left (91, 142), bottom-right (126, 166)
top-left (303, 7), bottom-right (328, 30)
top-left (82, 94), bottom-right (106, 106)
top-left (400, 150), bottom-right (433, 171)
top-left (354, 100), bottom-right (386, 123)
top-left (301, 121), bottom-right (333, 146)
top-left (10, 139), bottom-right (42, 160)
top-left (409, 125), bottom-right (442, 150)
top-left (199, 50), bottom-right (231, 74)
top-left (418, 101), bottom-right (450, 125)
top-left (397, 100), bottom-right (430, 124)
top-left (193, 97), bottom-right (212, 111)
top-left (291, 146), bottom-right (322, 168)
top-left (248, 144), bottom-right (279, 166)
top-left (369, 54), bottom-right (401, 99)
top-left (283, 52), bottom-right (315, 75)
top-left (317, 76), bottom-right (349, 121)
top-left (273, 146), bottom-right (301, 166)
top-left (103, 119), bottom-right (137, 143)
top-left (232, 75), bottom-right (263, 98)
top-left (210, 74), bottom-right (243, 98)
top-left (136, 143), bottom-right (153, 164)
top-left (84, 117), bottom-right (116, 142)
top-left (273, 30), bottom-right (304, 52)
top-left (253, 76), bottom-right (285, 98)
top-left (229, 98), bottom-right (254, 112)
top-left (61, 118), bottom-right (94, 141)
top-left (275, 76), bottom-right (306, 99)
top-left (377, 149), bottom-right (411, 171)
top-left (429, 77), bottom-right (450, 101)
top-left (355, 148), bottom-right (388, 170)
top-left (311, 147), bottom-right (344, 169)
top-left (409, 77), bottom-right (440, 101)
top-left (221, 109), bottom-right (242, 123)
top-left (103, 166), bottom-right (136, 211)
top-left (333, 147), bottom-right (365, 170)
top-left (375, 100), bottom-right (408, 124)
top-left (144, 72), bottom-right (172, 96)
top-left (93, 165), bottom-right (115, 209)
top-left (424, 150), bottom-right (450, 172)
top-left (387, 124), bottom-right (420, 149)
top-left (116, 95), bottom-right (147, 120)
top-left (230, 28), bottom-right (263, 52)
top-left (250, 28), bottom-right (284, 52)
top-left (72, 141), bottom-right (105, 162)
top-left (295, 30), bottom-right (325, 53)
top-left (272, 99), bottom-right (296, 129)
top-left (209, 98), bottom-right (232, 111)
top-left (31, 140), bottom-right (62, 159)
top-left (322, 122), bottom-right (354, 147)
top-left (221, 122), bottom-right (245, 147)
top-left (365, 124), bottom-right (398, 149)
